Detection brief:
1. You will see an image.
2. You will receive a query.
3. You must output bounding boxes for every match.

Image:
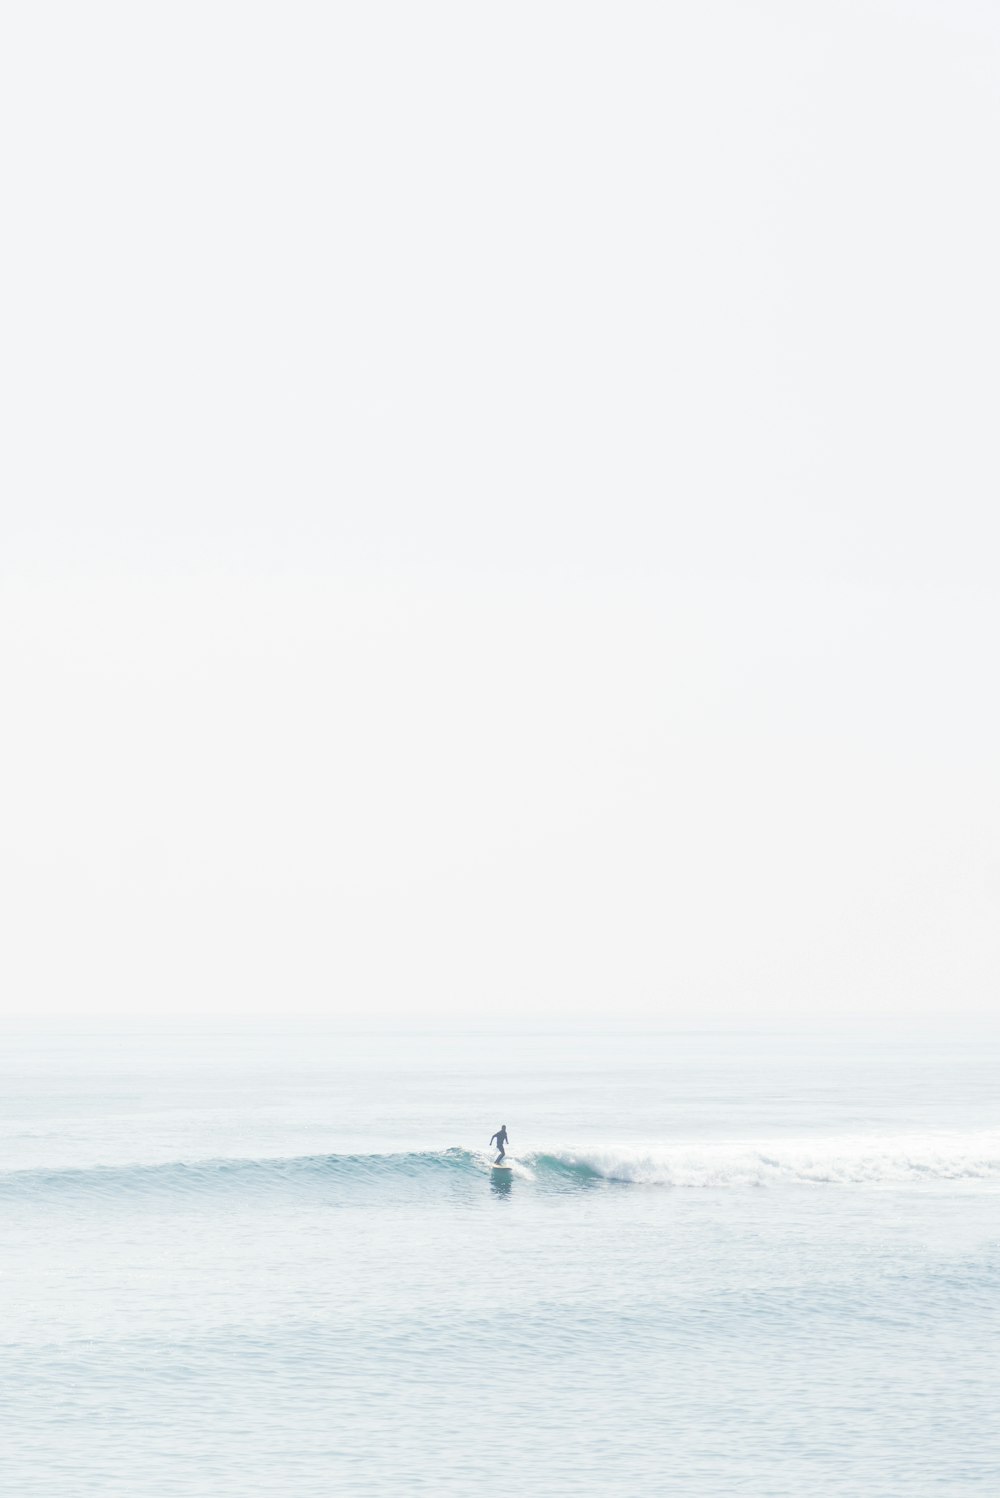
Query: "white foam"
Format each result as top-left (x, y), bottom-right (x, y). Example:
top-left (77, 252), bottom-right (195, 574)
top-left (527, 1133), bottom-right (1000, 1188)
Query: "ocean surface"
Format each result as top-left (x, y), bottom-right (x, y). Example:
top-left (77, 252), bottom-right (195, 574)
top-left (2, 1024), bottom-right (998, 1496)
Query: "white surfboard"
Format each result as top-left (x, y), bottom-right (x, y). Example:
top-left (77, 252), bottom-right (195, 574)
top-left (491, 1160), bottom-right (513, 1171)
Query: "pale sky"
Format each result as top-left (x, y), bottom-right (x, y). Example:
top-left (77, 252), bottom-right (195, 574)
top-left (2, 2), bottom-right (998, 1025)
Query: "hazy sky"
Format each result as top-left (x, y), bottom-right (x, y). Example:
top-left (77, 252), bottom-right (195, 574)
top-left (3, 2), bottom-right (998, 1025)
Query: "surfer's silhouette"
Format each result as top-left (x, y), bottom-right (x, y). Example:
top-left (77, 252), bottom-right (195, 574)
top-left (490, 1125), bottom-right (508, 1163)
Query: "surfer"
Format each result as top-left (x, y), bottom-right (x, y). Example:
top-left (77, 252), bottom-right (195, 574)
top-left (490, 1124), bottom-right (508, 1163)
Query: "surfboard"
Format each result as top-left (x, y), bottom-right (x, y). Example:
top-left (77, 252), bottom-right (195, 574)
top-left (491, 1161), bottom-right (512, 1171)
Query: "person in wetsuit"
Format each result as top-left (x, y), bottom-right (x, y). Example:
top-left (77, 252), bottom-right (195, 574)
top-left (490, 1125), bottom-right (508, 1163)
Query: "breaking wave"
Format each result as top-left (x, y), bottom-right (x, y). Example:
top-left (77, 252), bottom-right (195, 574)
top-left (3, 1133), bottom-right (1000, 1201)
top-left (524, 1134), bottom-right (1000, 1188)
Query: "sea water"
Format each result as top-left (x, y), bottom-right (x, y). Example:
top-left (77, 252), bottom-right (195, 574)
top-left (1, 1024), bottom-right (998, 1496)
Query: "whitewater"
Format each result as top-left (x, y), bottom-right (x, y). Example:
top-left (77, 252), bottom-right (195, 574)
top-left (2, 1024), bottom-right (998, 1495)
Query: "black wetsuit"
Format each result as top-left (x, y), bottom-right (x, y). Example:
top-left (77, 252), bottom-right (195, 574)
top-left (490, 1127), bottom-right (508, 1162)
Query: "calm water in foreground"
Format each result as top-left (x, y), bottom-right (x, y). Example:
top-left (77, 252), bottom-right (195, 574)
top-left (1, 1025), bottom-right (998, 1495)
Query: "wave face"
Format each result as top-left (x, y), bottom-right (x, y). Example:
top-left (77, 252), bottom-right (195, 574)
top-left (4, 1134), bottom-right (1000, 1202)
top-left (0, 1148), bottom-right (479, 1203)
